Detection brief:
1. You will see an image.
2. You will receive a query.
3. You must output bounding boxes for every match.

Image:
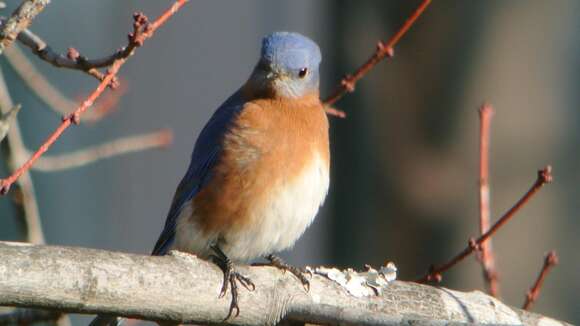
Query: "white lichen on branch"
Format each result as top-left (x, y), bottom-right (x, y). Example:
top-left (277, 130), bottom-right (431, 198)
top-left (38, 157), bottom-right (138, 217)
top-left (307, 262), bottom-right (397, 297)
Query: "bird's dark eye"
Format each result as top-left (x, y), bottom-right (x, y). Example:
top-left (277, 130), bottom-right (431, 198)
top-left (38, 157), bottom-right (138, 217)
top-left (298, 67), bottom-right (308, 78)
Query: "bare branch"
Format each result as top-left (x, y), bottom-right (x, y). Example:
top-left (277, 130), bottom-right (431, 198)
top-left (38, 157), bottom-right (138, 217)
top-left (0, 67), bottom-right (44, 244)
top-left (417, 166), bottom-right (553, 283)
top-left (31, 129), bottom-right (172, 172)
top-left (4, 44), bottom-right (124, 122)
top-left (11, 1), bottom-right (186, 85)
top-left (0, 242), bottom-right (569, 326)
top-left (0, 0), bottom-right (188, 195)
top-left (523, 251), bottom-right (559, 311)
top-left (322, 0), bottom-right (432, 117)
top-left (0, 0), bottom-right (50, 53)
top-left (14, 28), bottom-right (113, 83)
top-left (477, 103), bottom-right (500, 296)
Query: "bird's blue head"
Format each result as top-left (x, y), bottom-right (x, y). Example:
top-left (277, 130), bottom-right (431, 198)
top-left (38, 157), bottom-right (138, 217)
top-left (248, 32), bottom-right (321, 99)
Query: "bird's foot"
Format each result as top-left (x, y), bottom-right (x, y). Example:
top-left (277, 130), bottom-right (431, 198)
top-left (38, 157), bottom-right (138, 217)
top-left (211, 245), bottom-right (255, 319)
top-left (265, 254), bottom-right (310, 291)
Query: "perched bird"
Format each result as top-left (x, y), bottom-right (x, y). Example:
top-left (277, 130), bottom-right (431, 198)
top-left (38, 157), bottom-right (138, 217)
top-left (91, 31), bottom-right (329, 325)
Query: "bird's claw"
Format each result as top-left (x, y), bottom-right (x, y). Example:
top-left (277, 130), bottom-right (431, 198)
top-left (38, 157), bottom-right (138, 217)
top-left (266, 254), bottom-right (310, 292)
top-left (211, 245), bottom-right (255, 319)
top-left (222, 271), bottom-right (254, 320)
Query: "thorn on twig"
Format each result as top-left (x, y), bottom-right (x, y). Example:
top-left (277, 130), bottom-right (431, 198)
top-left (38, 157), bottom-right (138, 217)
top-left (545, 251), bottom-right (559, 266)
top-left (63, 112), bottom-right (80, 125)
top-left (468, 237), bottom-right (481, 251)
top-left (324, 106), bottom-right (347, 118)
top-left (478, 102), bottom-right (494, 117)
top-left (108, 76), bottom-right (121, 89)
top-left (341, 75), bottom-right (356, 93)
top-left (0, 181), bottom-right (9, 195)
top-left (426, 265), bottom-right (442, 283)
top-left (129, 12), bottom-right (150, 46)
top-left (66, 47), bottom-right (80, 61)
top-left (538, 166), bottom-right (553, 184)
top-left (376, 42), bottom-right (395, 58)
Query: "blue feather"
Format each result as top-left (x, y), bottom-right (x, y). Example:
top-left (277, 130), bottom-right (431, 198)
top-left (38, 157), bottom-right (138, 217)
top-left (152, 91), bottom-right (245, 255)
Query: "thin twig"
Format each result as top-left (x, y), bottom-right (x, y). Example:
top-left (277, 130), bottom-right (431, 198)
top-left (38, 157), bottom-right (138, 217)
top-left (522, 251), bottom-right (559, 311)
top-left (0, 0), bottom-right (50, 53)
top-left (322, 0), bottom-right (432, 117)
top-left (0, 66), bottom-right (44, 243)
top-left (477, 103), bottom-right (500, 297)
top-left (14, 28), bottom-right (111, 83)
top-left (4, 44), bottom-right (125, 122)
top-left (0, 0), bottom-right (188, 195)
top-left (13, 0), bottom-right (182, 85)
top-left (417, 166), bottom-right (553, 283)
top-left (31, 129), bottom-right (172, 172)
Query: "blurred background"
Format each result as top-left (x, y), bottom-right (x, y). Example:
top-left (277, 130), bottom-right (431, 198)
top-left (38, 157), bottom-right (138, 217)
top-left (0, 0), bottom-right (578, 324)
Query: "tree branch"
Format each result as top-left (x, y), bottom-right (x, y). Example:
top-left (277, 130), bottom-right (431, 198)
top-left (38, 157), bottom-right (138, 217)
top-left (477, 103), bottom-right (500, 297)
top-left (0, 242), bottom-right (569, 325)
top-left (417, 166), bottom-right (553, 283)
top-left (30, 129), bottom-right (172, 172)
top-left (0, 67), bottom-right (44, 244)
top-left (0, 0), bottom-right (188, 195)
top-left (0, 0), bottom-right (50, 54)
top-left (4, 44), bottom-right (124, 122)
top-left (523, 251), bottom-right (559, 311)
top-left (322, 0), bottom-right (432, 117)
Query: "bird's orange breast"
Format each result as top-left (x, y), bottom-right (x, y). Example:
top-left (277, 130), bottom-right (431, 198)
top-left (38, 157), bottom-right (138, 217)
top-left (190, 92), bottom-right (329, 235)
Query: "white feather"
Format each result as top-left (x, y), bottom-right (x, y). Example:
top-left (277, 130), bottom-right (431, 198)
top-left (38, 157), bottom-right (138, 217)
top-left (173, 153), bottom-right (329, 261)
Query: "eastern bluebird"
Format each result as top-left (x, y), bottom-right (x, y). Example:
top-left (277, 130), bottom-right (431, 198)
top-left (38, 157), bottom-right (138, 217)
top-left (91, 31), bottom-right (329, 325)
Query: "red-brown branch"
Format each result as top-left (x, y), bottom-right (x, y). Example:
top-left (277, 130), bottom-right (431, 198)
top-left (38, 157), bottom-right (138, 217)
top-left (322, 0), bottom-right (432, 117)
top-left (416, 166), bottom-right (553, 283)
top-left (5, 43), bottom-right (126, 122)
top-left (522, 251), bottom-right (559, 310)
top-left (477, 103), bottom-right (500, 297)
top-left (0, 0), bottom-right (188, 195)
top-left (11, 0), bottom-right (191, 85)
top-left (12, 8), bottom-right (169, 86)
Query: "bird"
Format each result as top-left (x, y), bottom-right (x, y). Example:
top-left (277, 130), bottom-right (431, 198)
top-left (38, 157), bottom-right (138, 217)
top-left (90, 31), bottom-right (329, 325)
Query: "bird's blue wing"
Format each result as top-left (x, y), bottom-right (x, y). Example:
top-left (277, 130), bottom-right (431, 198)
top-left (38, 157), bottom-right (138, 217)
top-left (152, 91), bottom-right (245, 255)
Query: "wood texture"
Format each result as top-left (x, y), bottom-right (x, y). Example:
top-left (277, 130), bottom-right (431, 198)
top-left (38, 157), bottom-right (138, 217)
top-left (0, 242), bottom-right (569, 325)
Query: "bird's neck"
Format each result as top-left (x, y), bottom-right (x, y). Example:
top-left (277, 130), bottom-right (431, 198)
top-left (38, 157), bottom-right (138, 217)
top-left (241, 80), bottom-right (320, 103)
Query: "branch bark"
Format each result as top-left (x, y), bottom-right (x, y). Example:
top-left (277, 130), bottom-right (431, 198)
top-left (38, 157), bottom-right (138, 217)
top-left (0, 67), bottom-right (45, 244)
top-left (0, 242), bottom-right (568, 326)
top-left (0, 0), bottom-right (50, 53)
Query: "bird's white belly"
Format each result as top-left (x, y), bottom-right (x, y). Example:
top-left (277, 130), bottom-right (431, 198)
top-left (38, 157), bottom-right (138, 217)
top-left (222, 153), bottom-right (329, 261)
top-left (172, 153), bottom-right (329, 262)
